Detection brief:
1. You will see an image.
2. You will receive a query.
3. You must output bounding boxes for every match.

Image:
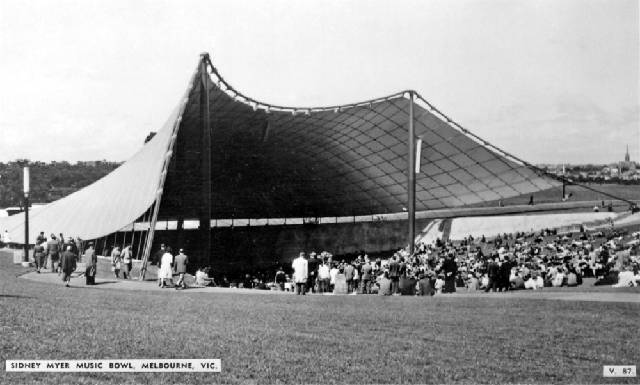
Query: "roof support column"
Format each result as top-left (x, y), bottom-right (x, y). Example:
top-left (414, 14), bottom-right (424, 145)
top-left (407, 91), bottom-right (416, 255)
top-left (199, 53), bottom-right (212, 266)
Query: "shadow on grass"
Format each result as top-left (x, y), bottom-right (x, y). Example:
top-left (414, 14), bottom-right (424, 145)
top-left (0, 294), bottom-right (34, 299)
top-left (14, 269), bottom-right (38, 278)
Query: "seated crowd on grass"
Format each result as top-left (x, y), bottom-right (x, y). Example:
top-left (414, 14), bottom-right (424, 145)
top-left (255, 227), bottom-right (640, 295)
top-left (144, 226), bottom-right (640, 293)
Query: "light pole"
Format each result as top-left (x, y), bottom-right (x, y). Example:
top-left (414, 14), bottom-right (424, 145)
top-left (23, 166), bottom-right (30, 265)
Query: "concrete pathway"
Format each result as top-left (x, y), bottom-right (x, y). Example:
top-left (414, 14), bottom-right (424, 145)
top-left (18, 270), bottom-right (640, 302)
top-left (19, 270), bottom-right (286, 295)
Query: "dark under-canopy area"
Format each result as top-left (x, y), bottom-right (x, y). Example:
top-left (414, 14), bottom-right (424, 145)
top-left (159, 56), bottom-right (558, 221)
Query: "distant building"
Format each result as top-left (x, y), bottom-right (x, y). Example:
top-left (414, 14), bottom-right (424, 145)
top-left (620, 145), bottom-right (636, 171)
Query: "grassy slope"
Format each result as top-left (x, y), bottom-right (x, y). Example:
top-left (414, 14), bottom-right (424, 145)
top-left (1, 255), bottom-right (639, 384)
top-left (499, 184), bottom-right (639, 207)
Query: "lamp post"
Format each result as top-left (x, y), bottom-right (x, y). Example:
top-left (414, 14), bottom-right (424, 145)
top-left (23, 166), bottom-right (30, 265)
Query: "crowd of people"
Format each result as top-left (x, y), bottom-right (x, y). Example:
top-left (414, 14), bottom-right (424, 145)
top-left (23, 235), bottom-right (193, 289)
top-left (269, 227), bottom-right (640, 296)
top-left (9, 230), bottom-right (136, 288)
top-left (5, 224), bottom-right (640, 293)
top-left (26, 232), bottom-right (87, 287)
top-left (150, 244), bottom-right (190, 290)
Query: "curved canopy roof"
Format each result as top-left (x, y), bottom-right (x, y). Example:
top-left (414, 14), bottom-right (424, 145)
top-left (159, 57), bottom-right (559, 219)
top-left (2, 54), bottom-right (560, 243)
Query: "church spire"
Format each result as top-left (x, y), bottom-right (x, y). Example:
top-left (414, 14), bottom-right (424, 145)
top-left (625, 145), bottom-right (630, 162)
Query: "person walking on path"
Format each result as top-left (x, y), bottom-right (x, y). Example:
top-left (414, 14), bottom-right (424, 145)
top-left (57, 233), bottom-right (65, 273)
top-left (33, 241), bottom-right (46, 273)
top-left (110, 246), bottom-right (122, 279)
top-left (153, 244), bottom-right (166, 266)
top-left (60, 245), bottom-right (77, 287)
top-left (121, 245), bottom-right (133, 279)
top-left (46, 234), bottom-right (60, 273)
top-left (174, 249), bottom-right (189, 290)
top-left (84, 243), bottom-right (97, 285)
top-left (159, 246), bottom-right (174, 288)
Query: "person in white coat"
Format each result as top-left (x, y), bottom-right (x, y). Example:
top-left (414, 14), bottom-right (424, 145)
top-left (292, 252), bottom-right (308, 295)
top-left (159, 246), bottom-right (175, 288)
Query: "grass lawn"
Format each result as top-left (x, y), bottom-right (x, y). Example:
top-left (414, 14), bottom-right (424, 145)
top-left (1, 255), bottom-right (639, 384)
top-left (499, 183), bottom-right (639, 207)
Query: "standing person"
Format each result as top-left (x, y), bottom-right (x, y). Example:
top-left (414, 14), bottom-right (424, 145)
top-left (110, 246), bottom-right (122, 279)
top-left (360, 257), bottom-right (373, 294)
top-left (292, 252), bottom-right (308, 295)
top-left (353, 255), bottom-right (363, 291)
top-left (174, 249), bottom-right (189, 290)
top-left (36, 231), bottom-right (46, 245)
top-left (485, 257), bottom-right (500, 292)
top-left (33, 241), bottom-right (45, 273)
top-left (56, 234), bottom-right (65, 274)
top-left (443, 254), bottom-right (458, 293)
top-left (58, 233), bottom-right (66, 250)
top-left (84, 243), bottom-right (97, 285)
top-left (159, 246), bottom-right (174, 288)
top-left (329, 262), bottom-right (339, 292)
top-left (60, 245), bottom-right (77, 287)
top-left (388, 255), bottom-right (400, 295)
top-left (317, 260), bottom-right (331, 294)
top-left (121, 245), bottom-right (133, 279)
top-left (153, 244), bottom-right (166, 266)
top-left (498, 257), bottom-right (511, 292)
top-left (274, 266), bottom-right (286, 291)
top-left (306, 252), bottom-right (319, 293)
top-left (46, 234), bottom-right (60, 273)
top-left (69, 238), bottom-right (79, 255)
top-left (344, 261), bottom-right (355, 294)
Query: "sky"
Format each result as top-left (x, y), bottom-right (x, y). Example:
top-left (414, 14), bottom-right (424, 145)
top-left (0, 0), bottom-right (638, 164)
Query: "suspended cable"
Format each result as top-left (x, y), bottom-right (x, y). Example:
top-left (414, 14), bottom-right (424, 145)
top-left (411, 92), bottom-right (636, 206)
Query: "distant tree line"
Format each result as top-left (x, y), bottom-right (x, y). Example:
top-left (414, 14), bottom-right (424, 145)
top-left (570, 176), bottom-right (640, 185)
top-left (0, 160), bottom-right (121, 208)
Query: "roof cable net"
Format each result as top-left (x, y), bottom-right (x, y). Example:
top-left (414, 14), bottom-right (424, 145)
top-left (158, 61), bottom-right (560, 221)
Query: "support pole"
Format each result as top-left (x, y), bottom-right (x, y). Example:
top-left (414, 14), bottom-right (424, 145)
top-left (23, 166), bottom-right (30, 264)
top-left (23, 195), bottom-right (29, 263)
top-left (138, 56), bottom-right (200, 279)
top-left (407, 92), bottom-right (416, 255)
top-left (199, 53), bottom-right (212, 267)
